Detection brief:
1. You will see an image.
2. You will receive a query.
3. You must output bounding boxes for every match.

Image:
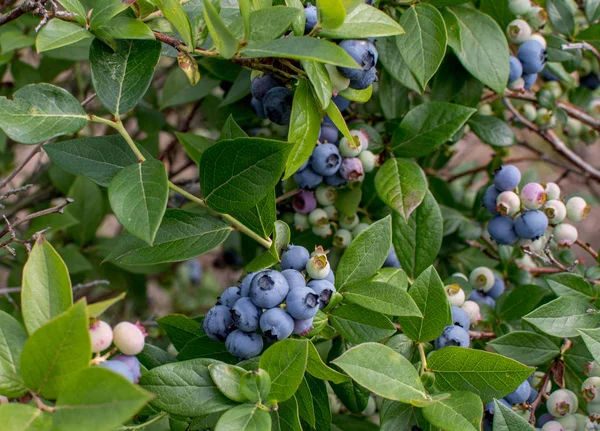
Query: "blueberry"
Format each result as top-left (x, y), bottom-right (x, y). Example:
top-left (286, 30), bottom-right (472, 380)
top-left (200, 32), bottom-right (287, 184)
top-left (99, 360), bottom-right (135, 382)
top-left (337, 40), bottom-right (378, 80)
top-left (581, 73), bottom-right (600, 90)
top-left (292, 190), bottom-right (317, 214)
top-left (218, 286), bottom-right (242, 308)
top-left (319, 123), bottom-right (339, 144)
top-left (469, 290), bottom-right (496, 308)
top-left (483, 185), bottom-right (501, 216)
top-left (186, 259), bottom-right (203, 284)
top-left (304, 4), bottom-right (317, 34)
top-left (434, 325), bottom-right (470, 349)
top-left (286, 286), bottom-right (320, 319)
top-left (517, 40), bottom-right (546, 75)
top-left (263, 87), bottom-right (294, 125)
top-left (307, 279), bottom-right (336, 309)
top-left (324, 269), bottom-right (335, 284)
top-left (332, 94), bottom-right (351, 112)
top-left (251, 74), bottom-right (280, 101)
top-left (324, 172), bottom-right (347, 187)
top-left (541, 67), bottom-right (559, 82)
top-left (310, 143), bottom-right (342, 176)
top-left (505, 379), bottom-right (531, 404)
top-left (488, 216), bottom-right (519, 245)
top-left (527, 388), bottom-right (538, 404)
top-left (281, 269), bottom-right (306, 289)
top-left (340, 157), bottom-right (364, 181)
top-left (509, 56), bottom-right (523, 83)
top-left (203, 306), bottom-right (234, 341)
top-left (523, 73), bottom-right (537, 89)
top-left (451, 306), bottom-right (471, 330)
top-left (494, 165), bottom-right (521, 191)
top-left (260, 308), bottom-right (294, 342)
top-left (250, 270), bottom-right (290, 308)
top-left (240, 272), bottom-right (257, 296)
top-left (484, 398), bottom-right (511, 414)
top-left (231, 297), bottom-right (261, 332)
top-left (113, 354), bottom-right (142, 383)
top-left (349, 66), bottom-right (377, 90)
top-left (251, 98), bottom-right (266, 118)
top-left (537, 413), bottom-right (555, 427)
top-left (487, 275), bottom-right (505, 300)
top-left (293, 317), bottom-right (314, 335)
top-left (383, 248), bottom-right (401, 268)
top-left (294, 166), bottom-right (323, 189)
top-left (225, 330), bottom-right (264, 360)
top-left (514, 210), bottom-right (548, 240)
top-left (113, 322), bottom-right (146, 356)
top-left (281, 245), bottom-right (310, 271)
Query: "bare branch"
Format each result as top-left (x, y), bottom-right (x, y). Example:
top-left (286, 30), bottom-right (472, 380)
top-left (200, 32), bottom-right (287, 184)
top-left (0, 143), bottom-right (44, 189)
top-left (0, 279), bottom-right (110, 295)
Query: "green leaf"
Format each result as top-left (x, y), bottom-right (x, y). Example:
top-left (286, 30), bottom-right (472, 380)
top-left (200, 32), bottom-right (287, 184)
top-left (301, 60), bottom-right (332, 110)
top-left (338, 85), bottom-right (372, 102)
top-left (36, 20), bottom-right (92, 53)
top-left (490, 332), bottom-right (560, 367)
top-left (480, 0), bottom-right (513, 31)
top-left (398, 266), bottom-right (450, 344)
top-left (324, 100), bottom-right (355, 143)
top-left (155, 0), bottom-right (195, 49)
top-left (319, 0), bottom-right (346, 30)
top-left (319, 4), bottom-right (404, 39)
top-left (215, 404), bottom-right (272, 431)
top-left (93, 17), bottom-right (156, 40)
top-left (89, 0), bottom-right (129, 29)
top-left (498, 284), bottom-right (548, 321)
top-left (20, 301), bottom-right (91, 399)
top-left (427, 347), bottom-right (534, 403)
top-left (108, 160), bottom-right (168, 245)
top-left (329, 304), bottom-right (396, 344)
top-left (175, 132), bottom-right (216, 165)
top-left (272, 396), bottom-right (301, 431)
top-left (444, 7), bottom-right (509, 94)
top-left (0, 83), bottom-right (87, 144)
top-left (259, 339), bottom-right (308, 402)
top-left (468, 114), bottom-right (517, 147)
top-left (58, 0), bottom-right (87, 25)
top-left (547, 0), bottom-right (575, 36)
top-left (0, 404), bottom-right (52, 431)
top-left (334, 187), bottom-right (362, 218)
top-left (285, 0), bottom-right (306, 36)
top-left (54, 367), bottom-right (152, 431)
top-left (200, 137), bottom-right (291, 213)
top-left (139, 358), bottom-right (236, 416)
top-left (240, 369), bottom-right (271, 403)
top-left (22, 236), bottom-right (72, 334)
top-left (377, 36), bottom-right (421, 94)
top-left (369, 268), bottom-right (409, 290)
top-left (523, 296), bottom-right (600, 338)
top-left (285, 80), bottom-right (321, 179)
top-left (391, 191), bottom-right (442, 279)
top-left (231, 7), bottom-right (302, 43)
top-left (493, 399), bottom-right (536, 431)
top-left (336, 215), bottom-right (392, 290)
top-left (160, 68), bottom-right (220, 109)
top-left (306, 340), bottom-right (350, 384)
top-left (379, 69), bottom-right (409, 120)
top-left (208, 363), bottom-right (247, 402)
top-left (239, 0), bottom-right (251, 40)
top-left (157, 314), bottom-right (204, 351)
top-left (87, 292), bottom-right (126, 318)
top-left (391, 102), bottom-right (476, 157)
top-left (105, 209), bottom-right (232, 265)
top-left (230, 191), bottom-right (276, 239)
top-left (90, 39), bottom-right (161, 116)
top-left (343, 281), bottom-right (421, 317)
top-left (303, 374), bottom-right (331, 429)
top-left (0, 311), bottom-right (28, 397)
top-left (65, 177), bottom-right (104, 245)
top-left (45, 135), bottom-right (152, 187)
top-left (221, 115), bottom-right (249, 140)
top-left (422, 391), bottom-right (482, 431)
top-left (246, 220), bottom-right (290, 271)
top-left (380, 400), bottom-right (428, 431)
top-left (375, 158), bottom-right (427, 221)
top-left (396, 4), bottom-right (446, 90)
top-left (240, 37), bottom-right (360, 68)
top-left (545, 273), bottom-right (595, 300)
top-left (586, 0), bottom-right (600, 23)
top-left (578, 328), bottom-right (600, 365)
top-left (332, 342), bottom-right (427, 403)
top-left (203, 0), bottom-right (238, 59)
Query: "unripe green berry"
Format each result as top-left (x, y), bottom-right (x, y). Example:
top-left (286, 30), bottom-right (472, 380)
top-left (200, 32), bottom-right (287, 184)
top-left (339, 213), bottom-right (359, 230)
top-left (469, 267), bottom-right (495, 292)
top-left (581, 376), bottom-right (600, 403)
top-left (333, 229), bottom-right (352, 248)
top-left (352, 222), bottom-right (370, 237)
top-left (566, 197), bottom-right (590, 222)
top-left (478, 104), bottom-right (493, 116)
top-left (509, 77), bottom-right (525, 91)
top-left (452, 272), bottom-right (468, 281)
top-left (306, 253), bottom-right (331, 280)
top-left (323, 205), bottom-right (338, 220)
top-left (338, 136), bottom-right (361, 157)
top-left (546, 389), bottom-right (578, 417)
top-left (544, 199), bottom-right (567, 225)
top-left (586, 361), bottom-right (600, 377)
top-left (358, 150), bottom-right (377, 173)
top-left (312, 223), bottom-right (333, 238)
top-left (520, 103), bottom-right (537, 122)
top-left (507, 19), bottom-right (532, 43)
top-left (308, 208), bottom-right (329, 227)
top-left (544, 81), bottom-right (563, 99)
top-left (509, 0), bottom-right (532, 16)
top-left (315, 185), bottom-right (337, 206)
top-left (496, 191), bottom-right (521, 216)
top-left (461, 300), bottom-right (481, 325)
top-left (294, 212), bottom-right (310, 231)
top-left (544, 182), bottom-right (561, 200)
top-left (564, 118), bottom-right (583, 137)
top-left (525, 6), bottom-right (547, 28)
top-left (553, 223), bottom-right (578, 248)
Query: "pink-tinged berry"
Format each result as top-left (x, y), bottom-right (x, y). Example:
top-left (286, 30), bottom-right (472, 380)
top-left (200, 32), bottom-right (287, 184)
top-left (292, 190), bottom-right (317, 214)
top-left (521, 182), bottom-right (547, 209)
top-left (113, 321), bottom-right (146, 356)
top-left (352, 129), bottom-right (370, 152)
top-left (461, 301), bottom-right (481, 325)
top-left (546, 389), bottom-right (578, 417)
top-left (340, 157), bottom-right (364, 182)
top-left (565, 197), bottom-right (590, 222)
top-left (89, 320), bottom-right (113, 353)
top-left (544, 199), bottom-right (566, 225)
top-left (586, 361), bottom-right (600, 377)
top-left (544, 182), bottom-right (561, 200)
top-left (496, 191), bottom-right (521, 216)
top-left (553, 223), bottom-right (578, 247)
top-left (445, 284), bottom-right (466, 307)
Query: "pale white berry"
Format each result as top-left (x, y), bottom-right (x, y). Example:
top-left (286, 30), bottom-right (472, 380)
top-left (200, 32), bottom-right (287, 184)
top-left (553, 223), bottom-right (578, 247)
top-left (113, 322), bottom-right (146, 356)
top-left (507, 19), bottom-right (532, 44)
top-left (544, 199), bottom-right (566, 225)
top-left (496, 191), bottom-right (521, 216)
top-left (89, 320), bottom-right (114, 353)
top-left (469, 267), bottom-right (495, 292)
top-left (445, 284), bottom-right (466, 307)
top-left (461, 301), bottom-right (481, 325)
top-left (566, 197), bottom-right (590, 222)
top-left (544, 182), bottom-right (561, 200)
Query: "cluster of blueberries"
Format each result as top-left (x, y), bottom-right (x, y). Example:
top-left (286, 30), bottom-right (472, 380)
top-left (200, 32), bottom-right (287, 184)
top-left (202, 245), bottom-right (336, 360)
top-left (88, 320), bottom-right (147, 383)
top-left (483, 165), bottom-right (590, 248)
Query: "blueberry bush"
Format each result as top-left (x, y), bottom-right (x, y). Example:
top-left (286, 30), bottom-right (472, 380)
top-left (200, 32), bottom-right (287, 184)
top-left (1, 0), bottom-right (600, 430)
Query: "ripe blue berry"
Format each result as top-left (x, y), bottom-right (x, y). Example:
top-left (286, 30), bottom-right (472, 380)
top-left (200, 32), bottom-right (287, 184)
top-left (324, 268), bottom-right (335, 284)
top-left (251, 98), bottom-right (266, 118)
top-left (333, 95), bottom-right (351, 112)
top-left (225, 330), bottom-right (263, 360)
top-left (324, 172), bottom-right (348, 187)
top-left (281, 269), bottom-right (306, 289)
top-left (281, 245), bottom-right (310, 271)
top-left (292, 190), bottom-right (317, 214)
top-left (311, 143), bottom-right (342, 176)
top-left (451, 306), bottom-right (471, 330)
top-left (470, 290), bottom-right (496, 308)
top-left (293, 317), bottom-right (314, 335)
top-left (581, 73), bottom-right (600, 91)
top-left (203, 305), bottom-right (234, 341)
top-left (263, 87), bottom-right (293, 125)
top-left (487, 275), bottom-right (505, 300)
top-left (384, 248), bottom-right (401, 268)
top-left (100, 360), bottom-right (135, 382)
top-left (250, 270), bottom-right (290, 308)
top-left (527, 388), bottom-right (538, 404)
top-left (349, 66), bottom-right (377, 90)
top-left (505, 379), bottom-right (531, 404)
top-left (113, 354), bottom-right (142, 383)
top-left (113, 322), bottom-right (146, 356)
top-left (337, 40), bottom-right (378, 80)
top-left (494, 165), bottom-right (521, 191)
top-left (286, 286), bottom-right (320, 319)
top-left (319, 123), bottom-right (339, 144)
top-left (434, 325), bottom-right (470, 349)
top-left (307, 279), bottom-right (336, 309)
top-left (514, 210), bottom-right (548, 239)
top-left (304, 4), bottom-right (317, 34)
top-left (488, 216), bottom-right (519, 245)
top-left (484, 398), bottom-right (510, 414)
top-left (260, 308), bottom-right (294, 342)
top-left (518, 40), bottom-right (546, 74)
top-left (523, 73), bottom-right (537, 89)
top-left (231, 297), bottom-right (261, 332)
top-left (89, 320), bottom-right (113, 353)
top-left (294, 166), bottom-right (323, 189)
top-left (509, 56), bottom-right (523, 83)
top-left (251, 74), bottom-right (280, 101)
top-left (240, 272), bottom-right (256, 297)
top-left (218, 286), bottom-right (242, 308)
top-left (483, 185), bottom-right (501, 216)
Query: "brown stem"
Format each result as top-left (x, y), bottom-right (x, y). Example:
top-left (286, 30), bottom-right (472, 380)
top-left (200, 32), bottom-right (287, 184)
top-left (276, 188), bottom-right (301, 204)
top-left (0, 143), bottom-right (44, 189)
top-left (528, 364), bottom-right (554, 425)
top-left (576, 239), bottom-right (599, 261)
top-left (468, 330), bottom-right (496, 340)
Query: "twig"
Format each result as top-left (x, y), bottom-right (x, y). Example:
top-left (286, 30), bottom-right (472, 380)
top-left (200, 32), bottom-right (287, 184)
top-left (562, 42), bottom-right (600, 62)
top-left (468, 330), bottom-right (496, 340)
top-left (31, 392), bottom-right (55, 413)
top-left (528, 363), bottom-right (554, 424)
top-left (276, 188), bottom-right (301, 204)
top-left (0, 144), bottom-right (44, 189)
top-left (575, 239), bottom-right (599, 261)
top-left (81, 92), bottom-right (97, 107)
top-left (0, 279), bottom-right (110, 295)
top-left (0, 184), bottom-right (33, 208)
top-left (0, 0), bottom-right (46, 27)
